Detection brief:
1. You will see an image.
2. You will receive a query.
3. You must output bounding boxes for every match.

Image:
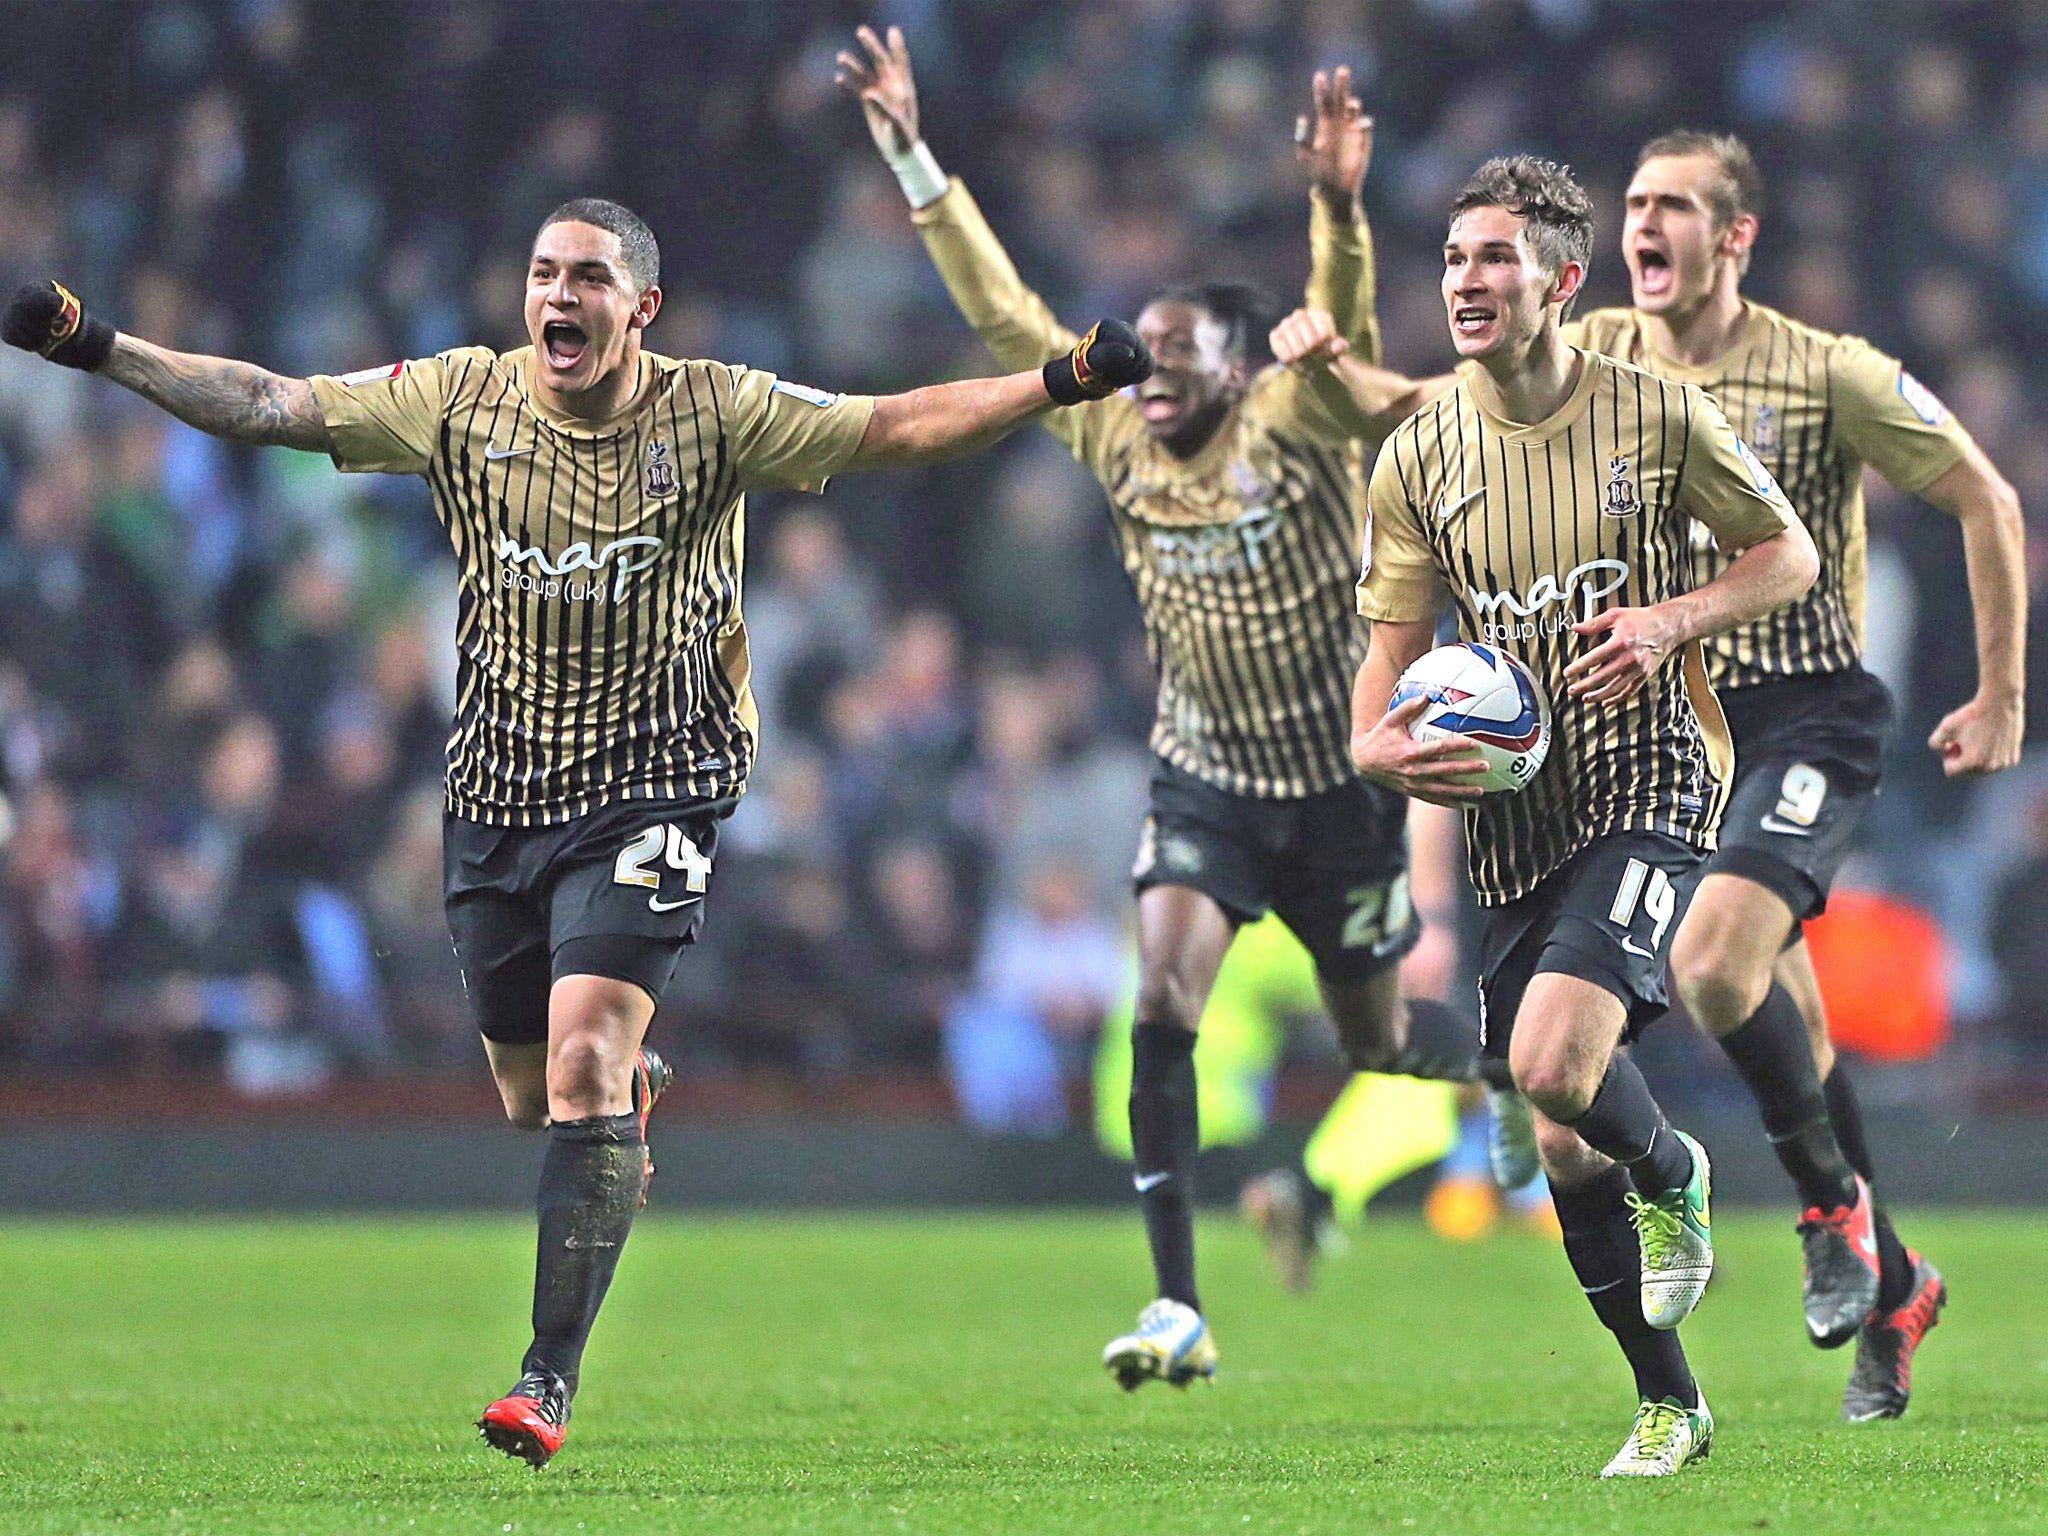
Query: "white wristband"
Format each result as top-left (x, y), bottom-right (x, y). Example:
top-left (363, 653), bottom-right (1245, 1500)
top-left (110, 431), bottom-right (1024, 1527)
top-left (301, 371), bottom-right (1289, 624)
top-left (885, 140), bottom-right (948, 211)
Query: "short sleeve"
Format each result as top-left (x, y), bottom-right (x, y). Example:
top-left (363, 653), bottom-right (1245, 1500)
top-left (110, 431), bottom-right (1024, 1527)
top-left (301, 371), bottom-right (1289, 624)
top-left (1831, 335), bottom-right (1974, 494)
top-left (726, 368), bottom-right (877, 493)
top-left (1356, 435), bottom-right (1447, 622)
top-left (1677, 388), bottom-right (1797, 550)
top-left (308, 354), bottom-right (457, 475)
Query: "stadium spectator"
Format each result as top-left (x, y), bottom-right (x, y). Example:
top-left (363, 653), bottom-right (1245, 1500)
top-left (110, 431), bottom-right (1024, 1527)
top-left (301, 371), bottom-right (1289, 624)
top-left (0, 0), bottom-right (2038, 1110)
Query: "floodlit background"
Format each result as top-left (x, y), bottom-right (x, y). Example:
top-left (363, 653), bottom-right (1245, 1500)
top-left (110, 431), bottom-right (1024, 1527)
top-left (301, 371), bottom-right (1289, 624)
top-left (0, 0), bottom-right (2042, 1195)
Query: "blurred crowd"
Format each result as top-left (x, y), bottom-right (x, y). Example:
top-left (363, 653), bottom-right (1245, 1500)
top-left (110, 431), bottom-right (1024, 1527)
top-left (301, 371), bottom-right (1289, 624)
top-left (0, 0), bottom-right (2044, 1101)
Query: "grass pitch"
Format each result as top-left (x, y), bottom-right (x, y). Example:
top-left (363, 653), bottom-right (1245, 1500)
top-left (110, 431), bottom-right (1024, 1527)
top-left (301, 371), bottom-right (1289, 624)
top-left (0, 1209), bottom-right (2040, 1535)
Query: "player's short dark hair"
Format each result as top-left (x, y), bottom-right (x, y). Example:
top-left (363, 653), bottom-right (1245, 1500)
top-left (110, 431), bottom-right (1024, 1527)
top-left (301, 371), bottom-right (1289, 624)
top-left (1636, 129), bottom-right (1765, 230)
top-left (538, 198), bottom-right (661, 291)
top-left (1155, 281), bottom-right (1284, 366)
top-left (1450, 156), bottom-right (1595, 316)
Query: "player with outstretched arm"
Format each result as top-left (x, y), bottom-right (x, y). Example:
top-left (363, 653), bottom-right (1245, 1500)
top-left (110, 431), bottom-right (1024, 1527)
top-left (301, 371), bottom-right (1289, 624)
top-left (3, 202), bottom-right (1150, 1466)
top-left (1571, 131), bottom-right (2025, 1417)
top-left (1292, 156), bottom-right (1817, 1476)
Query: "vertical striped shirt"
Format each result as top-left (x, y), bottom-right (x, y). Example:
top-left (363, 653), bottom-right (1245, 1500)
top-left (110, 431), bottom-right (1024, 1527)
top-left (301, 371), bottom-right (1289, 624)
top-left (1568, 302), bottom-right (1973, 691)
top-left (1357, 350), bottom-right (1797, 904)
top-left (308, 348), bottom-right (874, 826)
top-left (913, 177), bottom-right (1382, 800)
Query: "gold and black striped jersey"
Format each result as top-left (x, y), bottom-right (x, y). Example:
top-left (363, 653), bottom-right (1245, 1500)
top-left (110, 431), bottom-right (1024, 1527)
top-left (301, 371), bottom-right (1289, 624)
top-left (1358, 351), bottom-right (1797, 905)
top-left (913, 178), bottom-right (1381, 800)
top-left (1568, 303), bottom-right (1973, 692)
top-left (308, 347), bottom-right (875, 826)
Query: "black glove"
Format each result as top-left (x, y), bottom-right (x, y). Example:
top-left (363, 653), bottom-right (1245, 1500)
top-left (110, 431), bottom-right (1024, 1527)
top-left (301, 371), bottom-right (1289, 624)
top-left (4, 281), bottom-right (116, 371)
top-left (1042, 318), bottom-right (1152, 406)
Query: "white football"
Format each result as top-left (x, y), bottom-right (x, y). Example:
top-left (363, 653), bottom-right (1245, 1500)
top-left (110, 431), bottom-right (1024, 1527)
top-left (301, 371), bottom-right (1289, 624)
top-left (1390, 642), bottom-right (1551, 795)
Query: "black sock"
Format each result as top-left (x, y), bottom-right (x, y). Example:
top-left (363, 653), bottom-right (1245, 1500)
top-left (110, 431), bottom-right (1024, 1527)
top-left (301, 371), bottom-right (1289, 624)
top-left (1554, 1165), bottom-right (1698, 1406)
top-left (1821, 1061), bottom-right (1875, 1182)
top-left (1559, 1054), bottom-right (1695, 1198)
top-left (1379, 998), bottom-right (1484, 1082)
top-left (1719, 984), bottom-right (1856, 1211)
top-left (1129, 1023), bottom-right (1200, 1311)
top-left (522, 1112), bottom-right (647, 1394)
top-left (1825, 1063), bottom-right (1915, 1309)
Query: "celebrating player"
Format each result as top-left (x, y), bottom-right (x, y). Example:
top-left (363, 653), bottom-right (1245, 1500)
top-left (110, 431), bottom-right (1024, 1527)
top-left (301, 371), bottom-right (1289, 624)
top-left (837, 25), bottom-right (1505, 1388)
top-left (1341, 157), bottom-right (1817, 1476)
top-left (3, 205), bottom-right (1150, 1466)
top-left (1567, 130), bottom-right (2026, 1418)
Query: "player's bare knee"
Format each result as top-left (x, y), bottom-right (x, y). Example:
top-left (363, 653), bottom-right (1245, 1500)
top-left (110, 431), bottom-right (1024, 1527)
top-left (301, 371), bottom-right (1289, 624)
top-left (1507, 1034), bottom-right (1595, 1120)
top-left (1671, 933), bottom-right (1769, 1036)
top-left (546, 1032), bottom-right (631, 1118)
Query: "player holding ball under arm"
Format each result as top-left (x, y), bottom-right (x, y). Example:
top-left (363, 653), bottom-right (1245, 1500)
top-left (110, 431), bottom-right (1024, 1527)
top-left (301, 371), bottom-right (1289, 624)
top-left (1279, 155), bottom-right (1816, 1477)
top-left (3, 216), bottom-right (1149, 1467)
top-left (839, 24), bottom-right (1528, 1385)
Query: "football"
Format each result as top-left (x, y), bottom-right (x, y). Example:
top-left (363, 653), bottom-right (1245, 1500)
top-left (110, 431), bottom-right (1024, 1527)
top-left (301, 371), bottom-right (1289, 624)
top-left (1390, 642), bottom-right (1551, 795)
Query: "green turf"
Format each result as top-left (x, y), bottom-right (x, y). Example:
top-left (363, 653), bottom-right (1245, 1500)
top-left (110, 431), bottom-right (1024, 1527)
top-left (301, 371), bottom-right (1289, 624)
top-left (0, 1210), bottom-right (2040, 1535)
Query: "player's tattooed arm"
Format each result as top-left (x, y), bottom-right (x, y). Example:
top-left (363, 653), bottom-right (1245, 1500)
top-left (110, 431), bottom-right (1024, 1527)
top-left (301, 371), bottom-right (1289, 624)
top-left (100, 334), bottom-right (332, 452)
top-left (1916, 440), bottom-right (2026, 776)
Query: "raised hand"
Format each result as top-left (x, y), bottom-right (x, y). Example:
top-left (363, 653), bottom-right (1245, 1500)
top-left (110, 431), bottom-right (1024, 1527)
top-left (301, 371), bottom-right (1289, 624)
top-left (1295, 65), bottom-right (1373, 205)
top-left (1044, 319), bottom-right (1153, 405)
top-left (835, 24), bottom-right (920, 157)
top-left (4, 281), bottom-right (115, 371)
top-left (1270, 307), bottom-right (1347, 368)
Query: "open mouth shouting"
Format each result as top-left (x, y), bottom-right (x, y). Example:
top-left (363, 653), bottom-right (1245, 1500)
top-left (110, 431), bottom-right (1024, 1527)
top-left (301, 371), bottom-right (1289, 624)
top-left (1452, 303), bottom-right (1498, 343)
top-left (1137, 377), bottom-right (1188, 426)
top-left (1632, 245), bottom-right (1674, 300)
top-left (542, 319), bottom-right (590, 372)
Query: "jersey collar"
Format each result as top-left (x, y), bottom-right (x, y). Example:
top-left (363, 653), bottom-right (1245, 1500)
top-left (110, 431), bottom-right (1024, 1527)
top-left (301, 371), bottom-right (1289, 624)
top-left (1463, 345), bottom-right (1601, 443)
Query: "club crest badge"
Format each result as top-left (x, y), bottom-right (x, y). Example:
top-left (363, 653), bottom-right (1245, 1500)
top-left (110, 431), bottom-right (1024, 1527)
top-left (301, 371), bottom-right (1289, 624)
top-left (644, 438), bottom-right (677, 498)
top-left (1603, 454), bottom-right (1642, 518)
top-left (1752, 402), bottom-right (1779, 455)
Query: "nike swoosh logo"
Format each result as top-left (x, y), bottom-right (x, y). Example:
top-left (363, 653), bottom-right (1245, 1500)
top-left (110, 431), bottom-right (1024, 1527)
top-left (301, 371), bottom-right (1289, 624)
top-left (648, 893), bottom-right (704, 913)
top-left (1759, 815), bottom-right (1815, 837)
top-left (1433, 487), bottom-right (1485, 523)
top-left (484, 443), bottom-right (536, 460)
top-left (1619, 936), bottom-right (1657, 959)
top-left (1133, 1171), bottom-right (1172, 1193)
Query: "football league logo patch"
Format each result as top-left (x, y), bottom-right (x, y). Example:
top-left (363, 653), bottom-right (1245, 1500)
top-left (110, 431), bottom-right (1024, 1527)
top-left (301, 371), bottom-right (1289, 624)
top-left (1735, 437), bottom-right (1781, 497)
top-left (770, 379), bottom-right (840, 408)
top-left (337, 361), bottom-right (403, 388)
top-left (1898, 370), bottom-right (1947, 426)
top-left (644, 438), bottom-right (677, 498)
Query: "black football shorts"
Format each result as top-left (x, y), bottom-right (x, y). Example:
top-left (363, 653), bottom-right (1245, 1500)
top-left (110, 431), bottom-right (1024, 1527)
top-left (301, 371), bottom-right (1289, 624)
top-left (1709, 666), bottom-right (1892, 921)
top-left (1132, 756), bottom-right (1419, 981)
top-left (1476, 829), bottom-right (1707, 1059)
top-left (443, 794), bottom-right (736, 1044)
